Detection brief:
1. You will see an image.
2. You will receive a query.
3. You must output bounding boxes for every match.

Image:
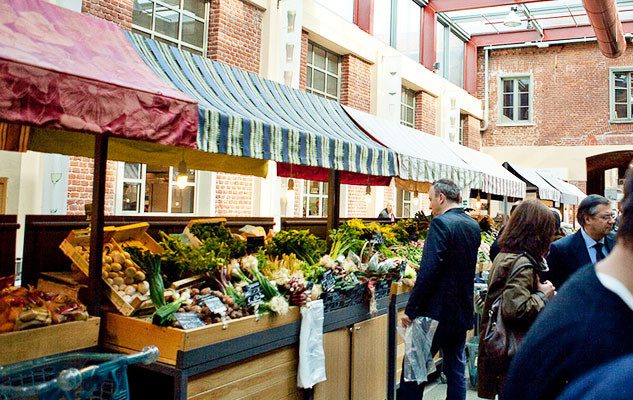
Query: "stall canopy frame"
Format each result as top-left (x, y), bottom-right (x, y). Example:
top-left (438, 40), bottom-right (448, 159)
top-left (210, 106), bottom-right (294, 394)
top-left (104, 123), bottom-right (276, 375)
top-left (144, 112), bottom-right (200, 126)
top-left (503, 162), bottom-right (561, 202)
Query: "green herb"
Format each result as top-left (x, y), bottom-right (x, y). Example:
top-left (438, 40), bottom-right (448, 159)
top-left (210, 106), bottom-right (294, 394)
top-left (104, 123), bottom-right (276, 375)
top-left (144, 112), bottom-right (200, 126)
top-left (328, 224), bottom-right (364, 259)
top-left (267, 230), bottom-right (326, 265)
top-left (190, 223), bottom-right (247, 259)
top-left (152, 298), bottom-right (186, 326)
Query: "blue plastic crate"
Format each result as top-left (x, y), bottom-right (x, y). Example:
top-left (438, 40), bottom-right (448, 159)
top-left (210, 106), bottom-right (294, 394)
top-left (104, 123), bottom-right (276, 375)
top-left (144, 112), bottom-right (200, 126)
top-left (0, 346), bottom-right (159, 400)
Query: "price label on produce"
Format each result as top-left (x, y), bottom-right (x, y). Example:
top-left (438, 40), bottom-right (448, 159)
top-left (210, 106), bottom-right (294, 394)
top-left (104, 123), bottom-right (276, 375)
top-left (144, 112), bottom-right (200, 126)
top-left (370, 232), bottom-right (384, 245)
top-left (174, 312), bottom-right (205, 330)
top-left (321, 269), bottom-right (336, 292)
top-left (306, 279), bottom-right (314, 290)
top-left (245, 282), bottom-right (265, 307)
top-left (200, 295), bottom-right (227, 316)
top-left (398, 261), bottom-right (407, 279)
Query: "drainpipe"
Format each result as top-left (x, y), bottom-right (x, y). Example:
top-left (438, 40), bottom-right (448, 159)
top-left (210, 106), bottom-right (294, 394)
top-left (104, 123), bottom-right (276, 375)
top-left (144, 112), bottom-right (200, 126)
top-left (479, 36), bottom-right (613, 133)
top-left (583, 0), bottom-right (627, 58)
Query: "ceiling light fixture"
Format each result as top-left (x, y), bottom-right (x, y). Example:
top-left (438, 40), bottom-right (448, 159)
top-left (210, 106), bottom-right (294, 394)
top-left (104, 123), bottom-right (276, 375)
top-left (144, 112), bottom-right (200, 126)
top-left (503, 6), bottom-right (523, 28)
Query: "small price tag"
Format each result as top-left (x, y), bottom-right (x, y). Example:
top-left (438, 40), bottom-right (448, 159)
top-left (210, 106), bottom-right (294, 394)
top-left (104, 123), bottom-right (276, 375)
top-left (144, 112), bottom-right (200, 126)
top-left (174, 312), bottom-right (205, 330)
top-left (245, 282), bottom-right (265, 307)
top-left (321, 269), bottom-right (336, 292)
top-left (370, 232), bottom-right (384, 245)
top-left (398, 261), bottom-right (407, 279)
top-left (200, 295), bottom-right (227, 315)
top-left (306, 279), bottom-right (314, 290)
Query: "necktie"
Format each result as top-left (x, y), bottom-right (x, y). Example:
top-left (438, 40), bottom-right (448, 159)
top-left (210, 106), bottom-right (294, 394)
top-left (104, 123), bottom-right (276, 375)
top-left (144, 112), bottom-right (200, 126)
top-left (594, 242), bottom-right (605, 262)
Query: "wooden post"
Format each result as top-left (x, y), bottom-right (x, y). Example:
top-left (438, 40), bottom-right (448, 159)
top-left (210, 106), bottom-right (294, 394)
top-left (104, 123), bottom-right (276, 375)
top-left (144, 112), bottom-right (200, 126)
top-left (88, 135), bottom-right (109, 316)
top-left (326, 170), bottom-right (341, 242)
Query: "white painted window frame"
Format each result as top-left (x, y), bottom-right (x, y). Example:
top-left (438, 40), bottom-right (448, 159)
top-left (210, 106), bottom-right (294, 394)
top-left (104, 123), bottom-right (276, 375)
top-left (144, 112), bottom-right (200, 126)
top-left (497, 73), bottom-right (535, 126)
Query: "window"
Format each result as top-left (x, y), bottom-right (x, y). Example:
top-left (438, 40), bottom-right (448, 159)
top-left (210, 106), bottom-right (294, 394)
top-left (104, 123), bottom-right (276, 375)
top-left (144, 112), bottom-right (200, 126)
top-left (306, 43), bottom-right (341, 102)
top-left (401, 87), bottom-right (416, 128)
top-left (314, 0), bottom-right (354, 22)
top-left (499, 76), bottom-right (532, 124)
top-left (302, 181), bottom-right (328, 217)
top-left (459, 114), bottom-right (466, 145)
top-left (436, 21), bottom-right (465, 88)
top-left (396, 189), bottom-right (415, 218)
top-left (372, 0), bottom-right (421, 62)
top-left (610, 68), bottom-right (633, 122)
top-left (132, 0), bottom-right (208, 55)
top-left (119, 163), bottom-right (196, 214)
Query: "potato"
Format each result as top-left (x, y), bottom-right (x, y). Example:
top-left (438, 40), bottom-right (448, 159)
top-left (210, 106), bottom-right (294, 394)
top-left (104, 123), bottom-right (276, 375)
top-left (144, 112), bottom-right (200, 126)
top-left (122, 295), bottom-right (133, 303)
top-left (106, 278), bottom-right (114, 285)
top-left (123, 251), bottom-right (131, 259)
top-left (101, 270), bottom-right (108, 279)
top-left (110, 262), bottom-right (122, 272)
top-left (124, 267), bottom-right (136, 278)
top-left (124, 277), bottom-right (134, 285)
top-left (103, 264), bottom-right (111, 272)
top-left (134, 271), bottom-right (145, 282)
top-left (124, 259), bottom-right (134, 269)
top-left (108, 272), bottom-right (119, 279)
top-left (125, 286), bottom-right (137, 295)
top-left (138, 281), bottom-right (149, 295)
top-left (104, 255), bottom-right (113, 264)
top-left (113, 277), bottom-right (125, 286)
top-left (111, 253), bottom-right (125, 265)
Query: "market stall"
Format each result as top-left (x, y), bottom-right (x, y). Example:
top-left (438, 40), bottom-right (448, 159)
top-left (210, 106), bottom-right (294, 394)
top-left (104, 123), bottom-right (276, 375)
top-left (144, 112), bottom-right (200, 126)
top-left (503, 162), bottom-right (561, 204)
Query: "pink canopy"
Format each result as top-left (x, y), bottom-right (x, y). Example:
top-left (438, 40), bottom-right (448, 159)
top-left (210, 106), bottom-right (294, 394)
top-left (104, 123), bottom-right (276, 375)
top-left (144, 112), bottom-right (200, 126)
top-left (0, 0), bottom-right (198, 147)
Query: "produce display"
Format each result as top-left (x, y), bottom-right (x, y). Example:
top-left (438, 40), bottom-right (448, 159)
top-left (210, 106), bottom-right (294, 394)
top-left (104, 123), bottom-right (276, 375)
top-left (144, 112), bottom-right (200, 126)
top-left (0, 285), bottom-right (89, 333)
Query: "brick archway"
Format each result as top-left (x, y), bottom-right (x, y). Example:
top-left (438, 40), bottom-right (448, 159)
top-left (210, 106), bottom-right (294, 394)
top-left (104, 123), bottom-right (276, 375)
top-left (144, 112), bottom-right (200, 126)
top-left (586, 151), bottom-right (633, 195)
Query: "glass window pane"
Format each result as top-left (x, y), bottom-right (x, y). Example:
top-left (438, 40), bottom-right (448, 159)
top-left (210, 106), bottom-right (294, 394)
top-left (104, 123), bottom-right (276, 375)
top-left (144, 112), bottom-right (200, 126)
top-left (327, 55), bottom-right (339, 74)
top-left (308, 197), bottom-right (319, 216)
top-left (396, 0), bottom-right (421, 62)
top-left (183, 0), bottom-right (205, 18)
top-left (313, 70), bottom-right (326, 92)
top-left (122, 183), bottom-right (140, 211)
top-left (503, 79), bottom-right (513, 93)
top-left (616, 103), bottom-right (628, 118)
top-left (314, 0), bottom-right (354, 22)
top-left (403, 203), bottom-right (410, 217)
top-left (313, 46), bottom-right (327, 69)
top-left (615, 73), bottom-right (627, 88)
top-left (154, 5), bottom-right (179, 39)
top-left (518, 107), bottom-right (529, 121)
top-left (133, 0), bottom-right (153, 30)
top-left (403, 191), bottom-right (411, 201)
top-left (171, 186), bottom-right (195, 213)
top-left (323, 182), bottom-right (328, 192)
top-left (306, 68), bottom-right (313, 88)
top-left (181, 46), bottom-right (203, 55)
top-left (163, 0), bottom-right (179, 6)
top-left (309, 181), bottom-right (320, 194)
top-left (518, 79), bottom-right (529, 92)
top-left (447, 31), bottom-right (464, 88)
top-left (503, 107), bottom-right (514, 120)
top-left (435, 22), bottom-right (445, 76)
top-left (407, 108), bottom-right (414, 124)
top-left (124, 163), bottom-right (142, 179)
top-left (327, 75), bottom-right (338, 97)
top-left (373, 0), bottom-right (392, 45)
top-left (519, 93), bottom-right (529, 107)
top-left (307, 44), bottom-right (313, 63)
top-left (181, 15), bottom-right (204, 48)
top-left (503, 94), bottom-right (513, 107)
top-left (145, 165), bottom-right (169, 213)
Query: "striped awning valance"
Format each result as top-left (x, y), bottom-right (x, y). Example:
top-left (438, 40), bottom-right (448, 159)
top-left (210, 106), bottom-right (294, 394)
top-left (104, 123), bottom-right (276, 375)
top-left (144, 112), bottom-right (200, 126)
top-left (503, 163), bottom-right (561, 202)
top-left (126, 33), bottom-right (397, 178)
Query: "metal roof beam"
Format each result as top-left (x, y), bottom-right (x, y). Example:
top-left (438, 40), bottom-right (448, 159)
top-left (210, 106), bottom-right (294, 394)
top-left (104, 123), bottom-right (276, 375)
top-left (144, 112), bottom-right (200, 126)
top-left (471, 21), bottom-right (633, 46)
top-left (427, 0), bottom-right (553, 13)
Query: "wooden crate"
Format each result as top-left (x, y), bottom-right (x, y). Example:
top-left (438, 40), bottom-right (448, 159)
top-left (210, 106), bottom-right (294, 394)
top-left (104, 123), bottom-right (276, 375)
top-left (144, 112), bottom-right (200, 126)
top-left (183, 218), bottom-right (228, 247)
top-left (103, 307), bottom-right (301, 366)
top-left (0, 317), bottom-right (100, 365)
top-left (59, 228), bottom-right (117, 276)
top-left (111, 222), bottom-right (163, 254)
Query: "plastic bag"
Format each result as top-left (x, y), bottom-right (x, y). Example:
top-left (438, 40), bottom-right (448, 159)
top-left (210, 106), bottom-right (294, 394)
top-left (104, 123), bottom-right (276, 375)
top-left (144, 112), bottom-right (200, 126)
top-left (297, 300), bottom-right (327, 388)
top-left (397, 316), bottom-right (439, 384)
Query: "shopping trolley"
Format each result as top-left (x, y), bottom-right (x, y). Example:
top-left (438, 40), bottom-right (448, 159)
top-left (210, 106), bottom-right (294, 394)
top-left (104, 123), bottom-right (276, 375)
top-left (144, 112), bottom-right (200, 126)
top-left (0, 346), bottom-right (159, 400)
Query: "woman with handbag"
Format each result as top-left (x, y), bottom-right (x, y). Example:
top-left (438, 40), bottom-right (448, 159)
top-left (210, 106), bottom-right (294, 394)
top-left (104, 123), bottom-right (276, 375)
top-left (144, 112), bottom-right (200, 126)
top-left (477, 200), bottom-right (557, 399)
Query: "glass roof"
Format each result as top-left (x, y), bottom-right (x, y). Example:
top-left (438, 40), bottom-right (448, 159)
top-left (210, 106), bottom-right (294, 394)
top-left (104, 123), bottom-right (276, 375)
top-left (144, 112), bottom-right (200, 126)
top-left (443, 0), bottom-right (633, 36)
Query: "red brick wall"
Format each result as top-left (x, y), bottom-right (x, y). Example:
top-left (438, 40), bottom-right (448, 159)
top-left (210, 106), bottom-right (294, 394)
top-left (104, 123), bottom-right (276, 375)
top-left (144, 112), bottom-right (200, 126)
top-left (347, 185), bottom-right (369, 218)
top-left (82, 0), bottom-right (132, 29)
top-left (215, 172), bottom-right (254, 216)
top-left (208, 0), bottom-right (263, 74)
top-left (478, 43), bottom-right (633, 147)
top-left (415, 91), bottom-right (437, 135)
top-left (299, 31), bottom-right (309, 90)
top-left (340, 54), bottom-right (372, 112)
top-left (462, 114), bottom-right (482, 150)
top-left (67, 157), bottom-right (117, 215)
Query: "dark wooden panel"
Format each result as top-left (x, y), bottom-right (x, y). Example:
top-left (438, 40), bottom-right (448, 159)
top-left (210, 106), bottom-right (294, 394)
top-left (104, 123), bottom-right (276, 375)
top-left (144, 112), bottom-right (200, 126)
top-left (0, 215), bottom-right (18, 277)
top-left (21, 215), bottom-right (275, 286)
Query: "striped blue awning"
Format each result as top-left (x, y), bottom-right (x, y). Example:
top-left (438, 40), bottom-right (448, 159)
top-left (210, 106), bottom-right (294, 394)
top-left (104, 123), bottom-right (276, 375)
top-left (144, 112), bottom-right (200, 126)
top-left (126, 33), bottom-right (397, 178)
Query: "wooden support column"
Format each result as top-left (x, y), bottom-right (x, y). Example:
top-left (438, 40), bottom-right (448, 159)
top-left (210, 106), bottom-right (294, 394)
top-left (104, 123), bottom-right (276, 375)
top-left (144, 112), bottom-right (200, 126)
top-left (88, 134), bottom-right (109, 316)
top-left (326, 170), bottom-right (341, 241)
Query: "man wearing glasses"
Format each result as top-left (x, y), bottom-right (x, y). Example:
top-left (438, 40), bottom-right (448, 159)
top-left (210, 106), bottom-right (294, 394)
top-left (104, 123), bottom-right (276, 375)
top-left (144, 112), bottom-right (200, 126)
top-left (544, 195), bottom-right (615, 288)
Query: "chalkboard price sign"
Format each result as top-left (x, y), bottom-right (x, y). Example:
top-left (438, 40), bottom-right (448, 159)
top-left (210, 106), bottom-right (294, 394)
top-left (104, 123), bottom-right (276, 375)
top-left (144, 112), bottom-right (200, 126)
top-left (370, 232), bottom-right (384, 245)
top-left (200, 295), bottom-right (227, 315)
top-left (245, 282), bottom-right (265, 307)
top-left (321, 269), bottom-right (336, 292)
top-left (398, 261), bottom-right (407, 279)
top-left (174, 312), bottom-right (205, 330)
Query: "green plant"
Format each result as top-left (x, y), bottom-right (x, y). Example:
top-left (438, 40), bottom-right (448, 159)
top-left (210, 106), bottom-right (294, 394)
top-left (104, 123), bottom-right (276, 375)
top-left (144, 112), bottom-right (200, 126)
top-left (267, 230), bottom-right (326, 265)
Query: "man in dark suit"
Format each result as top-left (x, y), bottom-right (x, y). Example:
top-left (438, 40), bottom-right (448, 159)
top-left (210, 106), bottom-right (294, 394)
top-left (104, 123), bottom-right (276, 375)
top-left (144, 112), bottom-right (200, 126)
top-left (545, 194), bottom-right (615, 288)
top-left (399, 179), bottom-right (481, 400)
